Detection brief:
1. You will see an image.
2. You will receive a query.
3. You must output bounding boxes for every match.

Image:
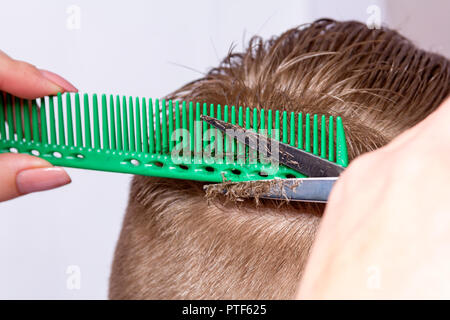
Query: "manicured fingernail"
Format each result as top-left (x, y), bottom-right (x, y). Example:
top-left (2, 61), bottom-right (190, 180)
top-left (39, 69), bottom-right (78, 92)
top-left (16, 167), bottom-right (71, 195)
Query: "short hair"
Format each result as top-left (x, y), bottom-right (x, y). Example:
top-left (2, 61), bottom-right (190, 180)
top-left (109, 19), bottom-right (450, 299)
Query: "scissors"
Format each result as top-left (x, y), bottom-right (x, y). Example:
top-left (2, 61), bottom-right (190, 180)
top-left (200, 115), bottom-right (346, 203)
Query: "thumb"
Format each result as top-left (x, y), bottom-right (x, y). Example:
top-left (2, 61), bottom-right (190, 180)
top-left (0, 153), bottom-right (71, 202)
top-left (0, 50), bottom-right (77, 100)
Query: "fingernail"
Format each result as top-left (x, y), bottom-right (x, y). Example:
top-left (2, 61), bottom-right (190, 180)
top-left (16, 167), bottom-right (71, 195)
top-left (39, 69), bottom-right (78, 93)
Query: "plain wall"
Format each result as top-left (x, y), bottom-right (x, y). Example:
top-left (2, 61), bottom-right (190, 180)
top-left (385, 0), bottom-right (450, 58)
top-left (2, 0), bottom-right (447, 299)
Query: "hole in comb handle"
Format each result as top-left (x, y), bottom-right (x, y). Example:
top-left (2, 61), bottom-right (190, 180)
top-left (149, 161), bottom-right (164, 168)
top-left (231, 169), bottom-right (241, 176)
top-left (53, 151), bottom-right (62, 158)
top-left (258, 171), bottom-right (269, 177)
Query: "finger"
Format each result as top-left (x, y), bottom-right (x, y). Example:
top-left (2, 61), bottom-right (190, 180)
top-left (38, 69), bottom-right (78, 93)
top-left (0, 50), bottom-right (77, 100)
top-left (0, 153), bottom-right (71, 202)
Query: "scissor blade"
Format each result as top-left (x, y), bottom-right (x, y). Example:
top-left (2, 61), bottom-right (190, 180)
top-left (201, 115), bottom-right (345, 177)
top-left (205, 177), bottom-right (338, 203)
top-left (260, 177), bottom-right (337, 202)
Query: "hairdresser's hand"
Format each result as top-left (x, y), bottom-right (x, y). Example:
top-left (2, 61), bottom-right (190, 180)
top-left (297, 97), bottom-right (450, 299)
top-left (0, 50), bottom-right (77, 202)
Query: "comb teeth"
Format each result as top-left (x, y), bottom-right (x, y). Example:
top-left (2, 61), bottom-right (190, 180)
top-left (0, 92), bottom-right (348, 182)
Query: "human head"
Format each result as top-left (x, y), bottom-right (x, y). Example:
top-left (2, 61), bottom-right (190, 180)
top-left (109, 19), bottom-right (450, 299)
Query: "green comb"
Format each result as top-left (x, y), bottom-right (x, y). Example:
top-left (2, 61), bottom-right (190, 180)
top-left (0, 92), bottom-right (348, 182)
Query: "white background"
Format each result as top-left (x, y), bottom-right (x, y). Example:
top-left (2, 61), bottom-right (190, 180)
top-left (0, 0), bottom-right (448, 299)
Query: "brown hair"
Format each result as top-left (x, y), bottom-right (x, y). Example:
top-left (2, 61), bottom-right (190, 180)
top-left (109, 19), bottom-right (450, 299)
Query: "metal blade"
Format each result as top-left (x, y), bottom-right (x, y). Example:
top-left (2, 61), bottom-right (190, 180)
top-left (260, 177), bottom-right (337, 202)
top-left (201, 115), bottom-right (345, 177)
top-left (205, 177), bottom-right (338, 203)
